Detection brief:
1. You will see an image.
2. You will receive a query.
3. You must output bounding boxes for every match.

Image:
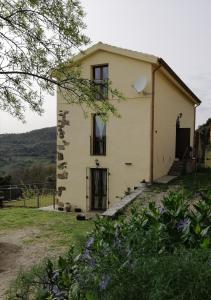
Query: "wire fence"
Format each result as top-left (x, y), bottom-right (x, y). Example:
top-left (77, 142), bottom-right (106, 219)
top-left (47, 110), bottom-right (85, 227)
top-left (0, 183), bottom-right (56, 209)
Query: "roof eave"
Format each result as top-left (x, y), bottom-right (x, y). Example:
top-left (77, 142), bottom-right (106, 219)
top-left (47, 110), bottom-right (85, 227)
top-left (158, 58), bottom-right (201, 105)
top-left (71, 42), bottom-right (158, 65)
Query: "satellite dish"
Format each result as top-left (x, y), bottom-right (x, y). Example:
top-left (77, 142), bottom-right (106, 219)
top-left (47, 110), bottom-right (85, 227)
top-left (133, 76), bottom-right (148, 93)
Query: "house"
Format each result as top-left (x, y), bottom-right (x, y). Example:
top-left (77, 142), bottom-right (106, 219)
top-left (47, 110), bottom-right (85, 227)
top-left (56, 42), bottom-right (201, 212)
top-left (195, 119), bottom-right (211, 167)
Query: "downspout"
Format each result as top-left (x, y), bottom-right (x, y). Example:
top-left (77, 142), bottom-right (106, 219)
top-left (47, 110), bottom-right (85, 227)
top-left (193, 103), bottom-right (200, 165)
top-left (150, 61), bottom-right (161, 183)
top-left (193, 104), bottom-right (196, 149)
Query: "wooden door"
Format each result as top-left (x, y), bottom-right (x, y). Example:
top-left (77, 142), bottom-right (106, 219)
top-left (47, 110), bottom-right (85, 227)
top-left (91, 168), bottom-right (107, 210)
top-left (176, 128), bottom-right (191, 159)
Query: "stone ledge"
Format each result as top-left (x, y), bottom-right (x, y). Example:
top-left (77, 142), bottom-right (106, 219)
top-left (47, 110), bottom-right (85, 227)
top-left (154, 175), bottom-right (177, 184)
top-left (102, 187), bottom-right (147, 218)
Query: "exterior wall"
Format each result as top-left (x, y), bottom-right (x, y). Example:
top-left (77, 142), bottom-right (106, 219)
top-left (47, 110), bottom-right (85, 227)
top-left (153, 69), bottom-right (195, 180)
top-left (57, 50), bottom-right (152, 211)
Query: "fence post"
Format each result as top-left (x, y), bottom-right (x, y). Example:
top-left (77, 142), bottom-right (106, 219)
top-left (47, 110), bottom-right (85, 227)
top-left (37, 192), bottom-right (40, 208)
top-left (10, 185), bottom-right (12, 201)
top-left (53, 190), bottom-right (56, 210)
top-left (0, 192), bottom-right (4, 209)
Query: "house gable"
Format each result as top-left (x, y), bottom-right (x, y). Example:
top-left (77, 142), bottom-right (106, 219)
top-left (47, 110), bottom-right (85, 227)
top-left (78, 49), bottom-right (153, 100)
top-left (68, 42), bottom-right (201, 106)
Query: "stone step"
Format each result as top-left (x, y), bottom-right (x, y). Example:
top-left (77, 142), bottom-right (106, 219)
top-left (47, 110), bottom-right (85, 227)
top-left (170, 166), bottom-right (183, 170)
top-left (102, 186), bottom-right (147, 218)
top-left (169, 172), bottom-right (182, 176)
top-left (168, 160), bottom-right (185, 176)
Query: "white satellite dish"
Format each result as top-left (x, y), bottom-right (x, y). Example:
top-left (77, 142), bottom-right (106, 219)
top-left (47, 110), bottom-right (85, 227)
top-left (133, 76), bottom-right (148, 93)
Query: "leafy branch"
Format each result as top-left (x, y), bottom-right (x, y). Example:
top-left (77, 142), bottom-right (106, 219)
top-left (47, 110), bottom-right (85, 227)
top-left (0, 0), bottom-right (123, 121)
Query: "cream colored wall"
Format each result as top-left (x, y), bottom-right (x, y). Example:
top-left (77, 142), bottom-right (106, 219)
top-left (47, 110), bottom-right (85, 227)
top-left (57, 50), bottom-right (152, 211)
top-left (153, 69), bottom-right (195, 180)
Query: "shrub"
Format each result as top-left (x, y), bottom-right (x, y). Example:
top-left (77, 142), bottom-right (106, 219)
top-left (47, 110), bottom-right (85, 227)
top-left (93, 249), bottom-right (211, 300)
top-left (142, 188), bottom-right (211, 250)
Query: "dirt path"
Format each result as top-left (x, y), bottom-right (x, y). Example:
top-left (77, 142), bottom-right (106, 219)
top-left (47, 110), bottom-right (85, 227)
top-left (0, 228), bottom-right (65, 299)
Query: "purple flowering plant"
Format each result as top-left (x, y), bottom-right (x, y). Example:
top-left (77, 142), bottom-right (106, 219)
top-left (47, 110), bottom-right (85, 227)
top-left (176, 218), bottom-right (190, 231)
top-left (99, 274), bottom-right (111, 290)
top-left (141, 188), bottom-right (211, 250)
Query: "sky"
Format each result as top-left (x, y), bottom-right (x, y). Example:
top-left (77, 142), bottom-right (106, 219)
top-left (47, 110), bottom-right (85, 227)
top-left (0, 0), bottom-right (210, 133)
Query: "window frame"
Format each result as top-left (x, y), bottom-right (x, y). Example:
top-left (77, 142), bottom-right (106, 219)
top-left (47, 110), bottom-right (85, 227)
top-left (91, 114), bottom-right (106, 156)
top-left (92, 64), bottom-right (109, 100)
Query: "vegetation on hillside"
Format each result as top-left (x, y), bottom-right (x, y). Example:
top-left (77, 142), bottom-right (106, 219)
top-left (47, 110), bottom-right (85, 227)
top-left (0, 127), bottom-right (56, 183)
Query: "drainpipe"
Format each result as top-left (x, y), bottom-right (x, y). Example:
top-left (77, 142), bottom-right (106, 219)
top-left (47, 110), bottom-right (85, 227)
top-left (150, 61), bottom-right (161, 183)
top-left (193, 102), bottom-right (200, 168)
top-left (193, 104), bottom-right (196, 151)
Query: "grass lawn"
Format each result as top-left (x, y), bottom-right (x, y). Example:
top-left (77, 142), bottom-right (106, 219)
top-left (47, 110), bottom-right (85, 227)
top-left (0, 208), bottom-right (94, 250)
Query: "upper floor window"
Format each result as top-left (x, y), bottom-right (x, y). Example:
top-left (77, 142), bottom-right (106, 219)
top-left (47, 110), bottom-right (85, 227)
top-left (91, 114), bottom-right (106, 155)
top-left (93, 65), bottom-right (108, 100)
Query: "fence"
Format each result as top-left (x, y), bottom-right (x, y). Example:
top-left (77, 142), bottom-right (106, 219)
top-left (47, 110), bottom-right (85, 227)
top-left (0, 183), bottom-right (56, 209)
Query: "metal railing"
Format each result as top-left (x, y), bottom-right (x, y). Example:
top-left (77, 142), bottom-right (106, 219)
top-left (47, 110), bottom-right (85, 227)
top-left (90, 136), bottom-right (106, 155)
top-left (0, 183), bottom-right (56, 209)
top-left (92, 80), bottom-right (108, 100)
top-left (182, 146), bottom-right (191, 160)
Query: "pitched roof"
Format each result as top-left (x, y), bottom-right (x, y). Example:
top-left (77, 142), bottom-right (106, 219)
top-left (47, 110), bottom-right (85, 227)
top-left (158, 58), bottom-right (201, 105)
top-left (72, 42), bottom-right (201, 105)
top-left (73, 41), bottom-right (158, 64)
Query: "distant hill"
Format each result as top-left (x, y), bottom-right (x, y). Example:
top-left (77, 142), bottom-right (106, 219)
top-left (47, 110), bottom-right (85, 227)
top-left (0, 127), bottom-right (56, 176)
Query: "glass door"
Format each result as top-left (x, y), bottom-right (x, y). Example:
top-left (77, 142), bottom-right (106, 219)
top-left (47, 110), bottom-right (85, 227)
top-left (91, 168), bottom-right (107, 210)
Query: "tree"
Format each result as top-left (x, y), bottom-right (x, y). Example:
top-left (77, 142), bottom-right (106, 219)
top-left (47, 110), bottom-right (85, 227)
top-left (0, 0), bottom-right (122, 121)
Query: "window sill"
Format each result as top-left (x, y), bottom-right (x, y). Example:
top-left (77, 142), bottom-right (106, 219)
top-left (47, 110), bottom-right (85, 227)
top-left (90, 153), bottom-right (106, 156)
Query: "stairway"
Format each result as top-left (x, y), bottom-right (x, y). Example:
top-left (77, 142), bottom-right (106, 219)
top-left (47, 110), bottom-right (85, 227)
top-left (168, 160), bottom-right (185, 176)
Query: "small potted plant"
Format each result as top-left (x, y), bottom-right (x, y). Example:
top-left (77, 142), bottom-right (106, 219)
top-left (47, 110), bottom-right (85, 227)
top-left (58, 202), bottom-right (64, 211)
top-left (76, 213), bottom-right (86, 220)
top-left (75, 207), bottom-right (82, 212)
top-left (125, 187), bottom-right (131, 195)
top-left (65, 202), bottom-right (71, 212)
top-left (140, 179), bottom-right (147, 188)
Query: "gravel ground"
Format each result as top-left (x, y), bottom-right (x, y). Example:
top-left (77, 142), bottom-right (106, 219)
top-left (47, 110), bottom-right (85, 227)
top-left (0, 228), bottom-right (67, 299)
